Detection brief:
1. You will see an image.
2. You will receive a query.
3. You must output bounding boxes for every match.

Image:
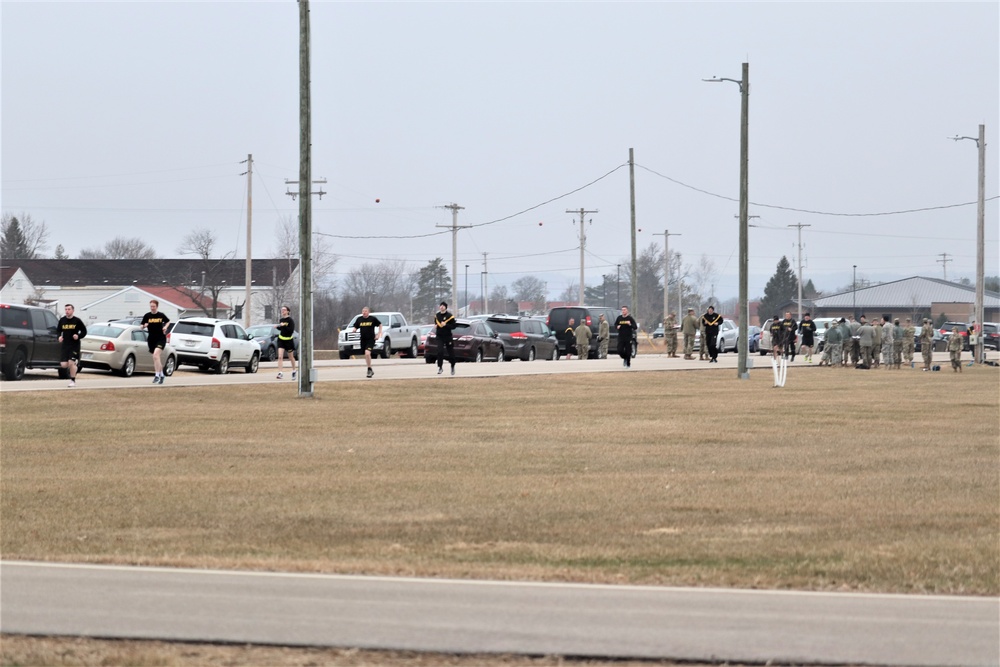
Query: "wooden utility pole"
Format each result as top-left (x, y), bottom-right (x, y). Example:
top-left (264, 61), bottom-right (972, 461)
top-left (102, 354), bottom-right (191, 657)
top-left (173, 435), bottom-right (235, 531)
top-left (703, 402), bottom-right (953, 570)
top-left (936, 253), bottom-right (952, 280)
top-left (567, 207), bottom-right (598, 305)
top-left (788, 223), bottom-right (810, 324)
top-left (297, 0), bottom-right (313, 397)
top-left (436, 203), bottom-right (468, 312)
top-left (628, 148), bottom-right (637, 318)
top-left (242, 154), bottom-right (253, 329)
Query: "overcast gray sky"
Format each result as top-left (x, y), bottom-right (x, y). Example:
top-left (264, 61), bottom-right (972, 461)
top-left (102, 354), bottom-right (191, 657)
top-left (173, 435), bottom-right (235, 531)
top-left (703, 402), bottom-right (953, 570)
top-left (3, 1), bottom-right (998, 302)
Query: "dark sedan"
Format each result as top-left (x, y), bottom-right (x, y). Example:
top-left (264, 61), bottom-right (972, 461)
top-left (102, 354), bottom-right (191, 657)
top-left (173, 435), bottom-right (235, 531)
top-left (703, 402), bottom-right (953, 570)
top-left (424, 319), bottom-right (505, 363)
top-left (486, 315), bottom-right (559, 361)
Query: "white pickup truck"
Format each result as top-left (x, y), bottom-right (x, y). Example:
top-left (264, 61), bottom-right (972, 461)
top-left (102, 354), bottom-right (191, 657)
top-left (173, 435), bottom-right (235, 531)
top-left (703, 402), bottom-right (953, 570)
top-left (338, 311), bottom-right (422, 359)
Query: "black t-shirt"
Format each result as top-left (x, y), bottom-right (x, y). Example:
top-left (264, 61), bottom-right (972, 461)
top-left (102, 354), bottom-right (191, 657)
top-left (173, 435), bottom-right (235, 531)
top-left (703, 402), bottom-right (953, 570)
top-left (278, 316), bottom-right (295, 339)
top-left (355, 315), bottom-right (381, 343)
top-left (58, 316), bottom-right (87, 347)
top-left (701, 312), bottom-right (723, 336)
top-left (142, 312), bottom-right (170, 341)
top-left (434, 311), bottom-right (456, 342)
top-left (799, 319), bottom-right (816, 345)
top-left (615, 315), bottom-right (636, 339)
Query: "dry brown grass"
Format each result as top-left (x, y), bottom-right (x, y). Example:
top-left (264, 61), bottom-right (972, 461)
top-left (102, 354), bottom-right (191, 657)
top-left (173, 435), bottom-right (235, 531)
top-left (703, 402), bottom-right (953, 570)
top-left (3, 365), bottom-right (996, 597)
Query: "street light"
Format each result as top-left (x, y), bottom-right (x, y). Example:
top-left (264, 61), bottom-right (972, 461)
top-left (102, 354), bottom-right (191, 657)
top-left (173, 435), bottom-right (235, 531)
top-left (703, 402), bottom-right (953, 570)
top-left (705, 62), bottom-right (750, 379)
top-left (951, 126), bottom-right (986, 364)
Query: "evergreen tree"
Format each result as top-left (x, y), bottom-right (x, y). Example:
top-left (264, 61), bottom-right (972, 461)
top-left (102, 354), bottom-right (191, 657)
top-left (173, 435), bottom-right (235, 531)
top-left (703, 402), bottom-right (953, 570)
top-left (53, 244), bottom-right (69, 260)
top-left (1, 217), bottom-right (30, 259)
top-left (412, 258), bottom-right (451, 318)
top-left (757, 256), bottom-right (798, 322)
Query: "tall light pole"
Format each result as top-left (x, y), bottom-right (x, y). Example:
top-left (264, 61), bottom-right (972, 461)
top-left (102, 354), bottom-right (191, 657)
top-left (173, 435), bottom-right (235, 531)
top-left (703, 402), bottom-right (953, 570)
top-left (705, 62), bottom-right (750, 379)
top-left (952, 125), bottom-right (986, 363)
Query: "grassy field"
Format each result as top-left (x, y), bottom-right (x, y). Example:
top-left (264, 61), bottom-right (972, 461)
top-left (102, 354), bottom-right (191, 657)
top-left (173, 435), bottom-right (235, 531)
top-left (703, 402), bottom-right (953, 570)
top-left (2, 364), bottom-right (998, 665)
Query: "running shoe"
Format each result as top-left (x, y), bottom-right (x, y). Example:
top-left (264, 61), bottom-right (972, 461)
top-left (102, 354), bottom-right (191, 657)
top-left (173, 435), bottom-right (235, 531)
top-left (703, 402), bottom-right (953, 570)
top-left (437, 367), bottom-right (443, 375)
top-left (68, 380), bottom-right (76, 388)
top-left (277, 372), bottom-right (284, 379)
top-left (367, 368), bottom-right (374, 378)
top-left (291, 371), bottom-right (296, 379)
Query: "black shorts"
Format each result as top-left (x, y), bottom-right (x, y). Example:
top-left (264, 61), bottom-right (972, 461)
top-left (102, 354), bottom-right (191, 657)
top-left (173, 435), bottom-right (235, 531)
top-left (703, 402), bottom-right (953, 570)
top-left (360, 338), bottom-right (376, 352)
top-left (147, 336), bottom-right (166, 354)
top-left (277, 337), bottom-right (296, 352)
top-left (61, 344), bottom-right (80, 363)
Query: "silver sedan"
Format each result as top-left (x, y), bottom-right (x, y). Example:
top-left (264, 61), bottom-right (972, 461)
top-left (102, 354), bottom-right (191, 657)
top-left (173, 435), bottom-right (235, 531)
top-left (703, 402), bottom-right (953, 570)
top-left (79, 323), bottom-right (178, 378)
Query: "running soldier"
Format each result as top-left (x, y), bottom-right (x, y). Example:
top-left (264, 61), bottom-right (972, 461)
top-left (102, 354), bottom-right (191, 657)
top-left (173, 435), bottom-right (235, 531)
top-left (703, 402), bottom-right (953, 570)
top-left (779, 312), bottom-right (797, 361)
top-left (664, 312), bottom-right (678, 358)
top-left (615, 306), bottom-right (637, 368)
top-left (141, 299), bottom-right (170, 384)
top-left (353, 306), bottom-right (382, 378)
top-left (275, 305), bottom-right (297, 380)
top-left (798, 313), bottom-right (817, 363)
top-left (434, 302), bottom-right (457, 375)
top-left (574, 319), bottom-right (593, 360)
top-left (681, 308), bottom-right (698, 360)
top-left (769, 315), bottom-right (783, 359)
top-left (58, 304), bottom-right (87, 388)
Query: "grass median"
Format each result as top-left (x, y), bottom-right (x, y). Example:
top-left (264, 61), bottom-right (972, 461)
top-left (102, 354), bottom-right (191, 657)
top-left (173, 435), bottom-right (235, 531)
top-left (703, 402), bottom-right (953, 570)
top-left (2, 364), bottom-right (997, 595)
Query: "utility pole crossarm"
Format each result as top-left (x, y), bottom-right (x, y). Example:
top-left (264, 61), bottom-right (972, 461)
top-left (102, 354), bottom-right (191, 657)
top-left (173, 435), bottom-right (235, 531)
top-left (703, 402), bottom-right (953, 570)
top-left (567, 208), bottom-right (598, 306)
top-left (436, 203), bottom-right (469, 313)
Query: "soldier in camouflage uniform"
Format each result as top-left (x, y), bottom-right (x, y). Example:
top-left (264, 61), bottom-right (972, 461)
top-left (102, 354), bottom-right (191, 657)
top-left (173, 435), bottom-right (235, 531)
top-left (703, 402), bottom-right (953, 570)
top-left (822, 321), bottom-right (842, 367)
top-left (947, 326), bottom-right (963, 372)
top-left (872, 316), bottom-right (883, 368)
top-left (901, 318), bottom-right (915, 365)
top-left (681, 308), bottom-right (698, 360)
top-left (857, 318), bottom-right (874, 369)
top-left (664, 312), bottom-right (678, 358)
top-left (574, 320), bottom-right (593, 360)
top-left (698, 318), bottom-right (708, 361)
top-left (597, 314), bottom-right (610, 359)
top-left (839, 318), bottom-right (852, 367)
top-left (920, 319), bottom-right (934, 370)
top-left (879, 316), bottom-right (893, 369)
top-left (892, 318), bottom-right (904, 368)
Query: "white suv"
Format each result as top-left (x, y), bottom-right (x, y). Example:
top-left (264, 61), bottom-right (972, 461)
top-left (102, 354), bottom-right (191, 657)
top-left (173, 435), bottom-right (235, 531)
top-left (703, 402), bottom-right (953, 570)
top-left (168, 317), bottom-right (260, 374)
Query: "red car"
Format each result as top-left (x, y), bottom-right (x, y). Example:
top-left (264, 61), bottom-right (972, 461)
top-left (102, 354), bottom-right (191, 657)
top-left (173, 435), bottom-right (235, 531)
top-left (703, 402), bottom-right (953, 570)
top-left (416, 324), bottom-right (434, 356)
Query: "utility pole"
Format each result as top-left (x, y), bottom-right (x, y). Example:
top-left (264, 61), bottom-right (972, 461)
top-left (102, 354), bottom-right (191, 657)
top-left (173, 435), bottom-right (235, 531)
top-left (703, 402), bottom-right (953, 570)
top-left (628, 148), bottom-right (638, 317)
top-left (936, 253), bottom-right (952, 280)
top-left (853, 265), bottom-right (858, 319)
top-left (704, 62), bottom-right (750, 379)
top-left (464, 264), bottom-right (469, 316)
top-left (240, 154), bottom-right (253, 329)
top-left (437, 203), bottom-right (468, 312)
top-left (482, 253), bottom-right (489, 314)
top-left (952, 125), bottom-right (986, 364)
top-left (789, 223), bottom-right (810, 324)
top-left (654, 230), bottom-right (681, 325)
top-left (567, 208), bottom-right (598, 305)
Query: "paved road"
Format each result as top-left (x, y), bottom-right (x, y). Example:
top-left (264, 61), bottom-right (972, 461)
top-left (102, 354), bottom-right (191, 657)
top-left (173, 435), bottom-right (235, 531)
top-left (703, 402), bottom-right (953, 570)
top-left (2, 562), bottom-right (997, 666)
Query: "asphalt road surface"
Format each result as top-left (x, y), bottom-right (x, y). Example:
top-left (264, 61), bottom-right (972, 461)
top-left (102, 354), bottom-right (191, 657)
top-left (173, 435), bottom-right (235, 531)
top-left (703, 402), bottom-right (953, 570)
top-left (2, 562), bottom-right (997, 666)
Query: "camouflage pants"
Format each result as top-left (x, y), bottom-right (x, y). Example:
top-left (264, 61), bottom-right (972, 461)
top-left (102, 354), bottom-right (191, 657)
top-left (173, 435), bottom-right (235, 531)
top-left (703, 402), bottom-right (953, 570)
top-left (860, 345), bottom-right (873, 367)
top-left (881, 341), bottom-right (893, 367)
top-left (577, 343), bottom-right (590, 359)
top-left (922, 345), bottom-right (933, 369)
top-left (902, 341), bottom-right (914, 362)
top-left (826, 343), bottom-right (841, 366)
top-left (683, 334), bottom-right (695, 357)
top-left (598, 338), bottom-right (609, 359)
top-left (893, 341), bottom-right (903, 366)
top-left (666, 334), bottom-right (677, 356)
top-left (950, 349), bottom-right (962, 370)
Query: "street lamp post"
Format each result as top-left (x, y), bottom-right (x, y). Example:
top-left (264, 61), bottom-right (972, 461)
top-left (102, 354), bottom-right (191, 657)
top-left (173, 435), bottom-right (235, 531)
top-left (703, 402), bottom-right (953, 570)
top-left (705, 62), bottom-right (750, 379)
top-left (952, 125), bottom-right (986, 364)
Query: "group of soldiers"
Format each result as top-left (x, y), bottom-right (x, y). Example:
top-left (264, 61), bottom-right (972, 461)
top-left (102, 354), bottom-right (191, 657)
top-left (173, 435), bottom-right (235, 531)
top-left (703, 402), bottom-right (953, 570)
top-left (662, 308), bottom-right (723, 361)
top-left (814, 315), bottom-right (918, 370)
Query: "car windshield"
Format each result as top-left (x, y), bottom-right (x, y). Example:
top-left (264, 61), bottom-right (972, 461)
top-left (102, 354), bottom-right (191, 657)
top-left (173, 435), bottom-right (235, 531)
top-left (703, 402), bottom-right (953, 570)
top-left (487, 320), bottom-right (521, 334)
top-left (88, 325), bottom-right (126, 338)
top-left (453, 323), bottom-right (474, 335)
top-left (247, 326), bottom-right (275, 337)
top-left (173, 321), bottom-right (214, 336)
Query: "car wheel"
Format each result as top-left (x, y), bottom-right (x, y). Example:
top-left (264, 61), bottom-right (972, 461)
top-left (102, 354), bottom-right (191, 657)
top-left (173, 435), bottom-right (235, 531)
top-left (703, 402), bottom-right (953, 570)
top-left (245, 352), bottom-right (259, 373)
top-left (408, 338), bottom-right (418, 358)
top-left (163, 355), bottom-right (177, 377)
top-left (266, 346), bottom-right (277, 362)
top-left (527, 347), bottom-right (536, 362)
top-left (339, 350), bottom-right (351, 360)
top-left (631, 340), bottom-right (638, 358)
top-left (425, 355), bottom-right (435, 364)
top-left (120, 354), bottom-right (136, 378)
top-left (551, 347), bottom-right (559, 361)
top-left (474, 348), bottom-right (483, 363)
top-left (2, 349), bottom-right (27, 381)
top-left (496, 347), bottom-right (504, 362)
top-left (215, 353), bottom-right (230, 375)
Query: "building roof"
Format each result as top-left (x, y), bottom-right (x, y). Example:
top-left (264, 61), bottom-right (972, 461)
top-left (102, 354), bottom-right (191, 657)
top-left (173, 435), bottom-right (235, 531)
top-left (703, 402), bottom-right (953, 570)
top-left (81, 285), bottom-right (229, 312)
top-left (812, 276), bottom-right (1000, 309)
top-left (12, 258), bottom-right (299, 288)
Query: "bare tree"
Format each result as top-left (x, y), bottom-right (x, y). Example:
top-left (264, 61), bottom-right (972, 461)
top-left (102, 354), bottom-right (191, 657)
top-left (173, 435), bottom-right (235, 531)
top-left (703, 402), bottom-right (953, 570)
top-left (1, 212), bottom-right (49, 259)
top-left (178, 228), bottom-right (217, 260)
top-left (341, 260), bottom-right (411, 314)
top-left (512, 275), bottom-right (547, 314)
top-left (172, 228), bottom-right (230, 317)
top-left (79, 236), bottom-right (157, 259)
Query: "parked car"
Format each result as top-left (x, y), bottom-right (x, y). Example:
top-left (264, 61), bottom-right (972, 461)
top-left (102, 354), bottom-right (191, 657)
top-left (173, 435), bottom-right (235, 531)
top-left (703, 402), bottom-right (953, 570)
top-left (748, 325), bottom-right (762, 353)
top-left (416, 324), bottom-right (435, 356)
top-left (716, 319), bottom-right (738, 353)
top-left (982, 323), bottom-right (999, 351)
top-left (809, 317), bottom-right (839, 352)
top-left (424, 319), bottom-right (505, 363)
top-left (914, 325), bottom-right (947, 352)
top-left (486, 315), bottom-right (559, 361)
top-left (168, 317), bottom-right (260, 374)
top-left (0, 302), bottom-right (63, 381)
top-left (652, 324), bottom-right (665, 339)
top-left (546, 306), bottom-right (636, 359)
top-left (79, 322), bottom-right (178, 377)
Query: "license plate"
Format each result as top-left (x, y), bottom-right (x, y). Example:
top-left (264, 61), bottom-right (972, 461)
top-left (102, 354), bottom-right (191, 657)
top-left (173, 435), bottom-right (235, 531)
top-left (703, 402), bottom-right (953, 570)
top-left (82, 352), bottom-right (93, 360)
top-left (185, 340), bottom-right (197, 347)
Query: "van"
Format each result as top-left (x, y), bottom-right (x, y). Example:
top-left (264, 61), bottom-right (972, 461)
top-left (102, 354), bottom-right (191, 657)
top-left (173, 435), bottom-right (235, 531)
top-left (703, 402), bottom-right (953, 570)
top-left (546, 306), bottom-right (636, 359)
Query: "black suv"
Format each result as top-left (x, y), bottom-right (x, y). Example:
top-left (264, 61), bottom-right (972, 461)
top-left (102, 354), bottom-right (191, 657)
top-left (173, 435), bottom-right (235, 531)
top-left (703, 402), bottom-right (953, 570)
top-left (485, 316), bottom-right (559, 361)
top-left (546, 306), bottom-right (636, 359)
top-left (1, 303), bottom-right (64, 380)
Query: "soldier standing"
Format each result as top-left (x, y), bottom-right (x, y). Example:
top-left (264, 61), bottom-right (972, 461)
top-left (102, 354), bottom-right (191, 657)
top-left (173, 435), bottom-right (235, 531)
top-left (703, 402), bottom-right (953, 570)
top-left (664, 312), bottom-right (678, 358)
top-left (857, 318), bottom-right (875, 369)
top-left (563, 318), bottom-right (577, 360)
top-left (901, 318), bottom-right (915, 365)
top-left (681, 308), bottom-right (698, 360)
top-left (614, 306), bottom-right (638, 368)
top-left (825, 321), bottom-right (842, 368)
top-left (701, 306), bottom-right (723, 363)
top-left (574, 319), bottom-right (593, 360)
top-left (947, 326), bottom-right (963, 372)
top-left (597, 314), bottom-right (610, 359)
top-left (849, 316), bottom-right (862, 365)
top-left (698, 317), bottom-right (708, 361)
top-left (892, 318), bottom-right (904, 368)
top-left (879, 316), bottom-right (893, 370)
top-left (872, 316), bottom-right (883, 368)
top-left (920, 319), bottom-right (934, 370)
